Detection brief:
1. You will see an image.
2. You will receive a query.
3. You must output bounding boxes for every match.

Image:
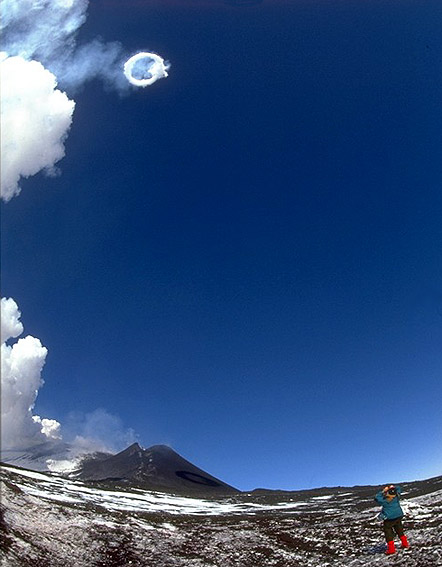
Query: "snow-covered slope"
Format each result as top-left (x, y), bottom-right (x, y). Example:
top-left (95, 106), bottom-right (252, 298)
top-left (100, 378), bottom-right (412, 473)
top-left (0, 441), bottom-right (111, 473)
top-left (2, 463), bottom-right (442, 566)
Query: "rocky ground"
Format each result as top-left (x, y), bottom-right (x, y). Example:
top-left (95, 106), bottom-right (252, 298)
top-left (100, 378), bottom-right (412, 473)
top-left (1, 464), bottom-right (441, 567)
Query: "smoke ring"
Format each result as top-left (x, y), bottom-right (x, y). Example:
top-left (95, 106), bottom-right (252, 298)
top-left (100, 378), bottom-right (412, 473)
top-left (123, 52), bottom-right (169, 87)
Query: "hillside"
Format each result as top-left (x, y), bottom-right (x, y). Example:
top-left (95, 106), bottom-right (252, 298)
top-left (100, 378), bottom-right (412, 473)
top-left (1, 463), bottom-right (441, 566)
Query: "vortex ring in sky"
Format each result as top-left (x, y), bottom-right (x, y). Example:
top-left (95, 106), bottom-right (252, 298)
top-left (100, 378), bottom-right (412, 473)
top-left (123, 52), bottom-right (169, 87)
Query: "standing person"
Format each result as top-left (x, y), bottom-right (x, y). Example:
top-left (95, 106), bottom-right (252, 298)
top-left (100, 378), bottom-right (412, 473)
top-left (375, 484), bottom-right (410, 555)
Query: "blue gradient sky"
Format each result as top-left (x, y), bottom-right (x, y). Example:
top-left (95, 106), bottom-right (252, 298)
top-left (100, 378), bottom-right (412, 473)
top-left (2, 0), bottom-right (442, 490)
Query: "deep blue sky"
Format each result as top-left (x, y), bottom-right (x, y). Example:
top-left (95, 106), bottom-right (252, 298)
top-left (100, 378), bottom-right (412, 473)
top-left (2, 0), bottom-right (442, 490)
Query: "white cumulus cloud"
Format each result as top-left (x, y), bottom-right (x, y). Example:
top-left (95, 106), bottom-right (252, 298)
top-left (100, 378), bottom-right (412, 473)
top-left (1, 297), bottom-right (61, 449)
top-left (1, 296), bottom-right (24, 343)
top-left (0, 55), bottom-right (75, 201)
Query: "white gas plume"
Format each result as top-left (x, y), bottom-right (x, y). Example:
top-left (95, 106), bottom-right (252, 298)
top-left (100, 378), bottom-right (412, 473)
top-left (1, 297), bottom-right (62, 449)
top-left (0, 0), bottom-right (89, 63)
top-left (1, 0), bottom-right (169, 91)
top-left (0, 0), bottom-right (126, 91)
top-left (66, 408), bottom-right (138, 454)
top-left (124, 51), bottom-right (170, 87)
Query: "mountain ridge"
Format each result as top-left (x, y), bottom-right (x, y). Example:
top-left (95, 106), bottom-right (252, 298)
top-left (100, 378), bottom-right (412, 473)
top-left (75, 442), bottom-right (240, 495)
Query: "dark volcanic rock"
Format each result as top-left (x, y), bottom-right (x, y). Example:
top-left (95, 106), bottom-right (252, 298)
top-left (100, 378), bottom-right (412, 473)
top-left (77, 443), bottom-right (239, 495)
top-left (1, 464), bottom-right (442, 567)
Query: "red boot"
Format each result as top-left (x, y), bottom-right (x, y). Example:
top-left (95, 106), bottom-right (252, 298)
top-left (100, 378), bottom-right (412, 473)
top-left (385, 541), bottom-right (396, 555)
top-left (400, 535), bottom-right (409, 549)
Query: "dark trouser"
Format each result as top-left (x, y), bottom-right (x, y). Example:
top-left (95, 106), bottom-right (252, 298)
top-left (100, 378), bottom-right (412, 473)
top-left (383, 517), bottom-right (405, 542)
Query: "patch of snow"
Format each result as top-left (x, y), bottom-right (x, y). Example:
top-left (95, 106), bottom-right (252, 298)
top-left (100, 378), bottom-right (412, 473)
top-left (46, 457), bottom-right (82, 473)
top-left (162, 522), bottom-right (178, 531)
top-left (4, 465), bottom-right (316, 516)
top-left (2, 465), bottom-right (56, 482)
top-left (15, 483), bottom-right (82, 504)
top-left (311, 495), bottom-right (333, 500)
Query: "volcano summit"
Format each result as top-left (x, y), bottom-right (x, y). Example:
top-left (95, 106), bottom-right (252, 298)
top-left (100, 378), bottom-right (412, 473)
top-left (76, 443), bottom-right (239, 496)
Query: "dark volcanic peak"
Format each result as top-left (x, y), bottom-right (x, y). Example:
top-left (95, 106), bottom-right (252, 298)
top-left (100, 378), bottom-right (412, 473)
top-left (77, 443), bottom-right (239, 495)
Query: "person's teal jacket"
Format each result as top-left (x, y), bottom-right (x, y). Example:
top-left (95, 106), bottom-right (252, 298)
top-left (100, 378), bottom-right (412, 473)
top-left (375, 486), bottom-right (403, 520)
